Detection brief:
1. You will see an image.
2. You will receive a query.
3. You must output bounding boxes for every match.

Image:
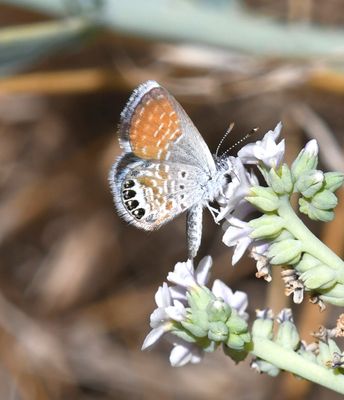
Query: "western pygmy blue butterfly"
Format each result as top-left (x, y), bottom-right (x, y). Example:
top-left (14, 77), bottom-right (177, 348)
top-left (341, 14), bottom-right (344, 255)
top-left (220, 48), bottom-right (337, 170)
top-left (109, 81), bottom-right (231, 258)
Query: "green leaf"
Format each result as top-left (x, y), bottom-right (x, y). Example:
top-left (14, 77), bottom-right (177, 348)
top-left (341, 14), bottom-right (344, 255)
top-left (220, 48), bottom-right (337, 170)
top-left (0, 18), bottom-right (96, 76)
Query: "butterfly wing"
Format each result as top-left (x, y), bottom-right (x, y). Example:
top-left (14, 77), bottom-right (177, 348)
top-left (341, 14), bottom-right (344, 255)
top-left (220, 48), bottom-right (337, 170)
top-left (118, 80), bottom-right (216, 173)
top-left (110, 156), bottom-right (207, 230)
top-left (110, 81), bottom-right (216, 230)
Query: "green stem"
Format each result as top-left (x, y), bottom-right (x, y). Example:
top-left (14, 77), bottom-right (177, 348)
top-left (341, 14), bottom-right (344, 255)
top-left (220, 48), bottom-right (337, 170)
top-left (278, 195), bottom-right (344, 271)
top-left (252, 337), bottom-right (344, 395)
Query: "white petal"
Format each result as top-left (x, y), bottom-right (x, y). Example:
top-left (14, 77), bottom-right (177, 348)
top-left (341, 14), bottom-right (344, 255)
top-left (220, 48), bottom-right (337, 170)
top-left (274, 139), bottom-right (285, 167)
top-left (237, 143), bottom-right (257, 164)
top-left (212, 279), bottom-right (234, 303)
top-left (212, 280), bottom-right (249, 318)
top-left (195, 255), bottom-right (212, 285)
top-left (230, 291), bottom-right (249, 317)
top-left (232, 236), bottom-right (252, 265)
top-left (169, 285), bottom-right (187, 302)
top-left (304, 139), bottom-right (318, 156)
top-left (222, 218), bottom-right (252, 252)
top-left (222, 222), bottom-right (246, 246)
top-left (165, 300), bottom-right (186, 321)
top-left (167, 260), bottom-right (196, 288)
top-left (252, 242), bottom-right (269, 256)
top-left (238, 123), bottom-right (285, 168)
top-left (232, 200), bottom-right (254, 221)
top-left (141, 326), bottom-right (166, 350)
top-left (169, 345), bottom-right (193, 367)
top-left (190, 350), bottom-right (203, 364)
top-left (271, 121), bottom-right (282, 140)
top-left (150, 308), bottom-right (169, 328)
top-left (154, 283), bottom-right (172, 308)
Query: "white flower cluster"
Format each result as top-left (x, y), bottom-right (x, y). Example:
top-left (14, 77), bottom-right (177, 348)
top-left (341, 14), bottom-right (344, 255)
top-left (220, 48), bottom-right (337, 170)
top-left (217, 123), bottom-right (286, 280)
top-left (142, 256), bottom-right (248, 367)
top-left (218, 123), bottom-right (344, 308)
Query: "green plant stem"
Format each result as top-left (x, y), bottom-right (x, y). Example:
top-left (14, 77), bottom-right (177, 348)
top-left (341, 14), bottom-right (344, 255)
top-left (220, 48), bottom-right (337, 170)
top-left (252, 337), bottom-right (344, 395)
top-left (278, 195), bottom-right (344, 271)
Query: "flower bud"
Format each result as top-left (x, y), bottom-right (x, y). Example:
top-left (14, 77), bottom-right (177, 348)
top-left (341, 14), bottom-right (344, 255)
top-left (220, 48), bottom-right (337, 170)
top-left (291, 140), bottom-right (318, 180)
top-left (208, 321), bottom-right (229, 342)
top-left (300, 265), bottom-right (337, 290)
top-left (249, 215), bottom-right (285, 239)
top-left (268, 164), bottom-right (293, 194)
top-left (226, 311), bottom-right (248, 334)
top-left (312, 190), bottom-right (338, 210)
top-left (295, 253), bottom-right (321, 273)
top-left (299, 198), bottom-right (334, 222)
top-left (295, 170), bottom-right (324, 198)
top-left (324, 172), bottom-right (344, 192)
top-left (252, 309), bottom-right (274, 339)
top-left (206, 299), bottom-right (231, 323)
top-left (171, 328), bottom-right (197, 343)
top-left (288, 253), bottom-right (302, 265)
top-left (275, 321), bottom-right (300, 350)
top-left (187, 286), bottom-right (214, 312)
top-left (319, 283), bottom-right (344, 307)
top-left (275, 309), bottom-right (300, 350)
top-left (226, 332), bottom-right (251, 351)
top-left (273, 229), bottom-right (294, 242)
top-left (268, 239), bottom-right (303, 265)
top-left (251, 359), bottom-right (280, 377)
top-left (298, 343), bottom-right (317, 363)
top-left (317, 339), bottom-right (341, 367)
top-left (246, 186), bottom-right (280, 212)
top-left (181, 311), bottom-right (209, 338)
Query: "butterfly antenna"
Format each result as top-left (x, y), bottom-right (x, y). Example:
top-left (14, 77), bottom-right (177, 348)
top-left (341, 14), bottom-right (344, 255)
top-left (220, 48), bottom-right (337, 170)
top-left (215, 122), bottom-right (235, 157)
top-left (221, 127), bottom-right (259, 158)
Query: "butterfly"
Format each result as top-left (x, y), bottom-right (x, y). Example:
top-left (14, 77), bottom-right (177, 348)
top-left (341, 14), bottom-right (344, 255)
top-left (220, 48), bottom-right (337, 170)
top-left (109, 81), bottom-right (231, 258)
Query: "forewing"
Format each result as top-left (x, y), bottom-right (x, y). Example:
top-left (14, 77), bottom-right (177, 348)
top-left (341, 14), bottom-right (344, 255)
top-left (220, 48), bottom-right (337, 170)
top-left (110, 155), bottom-right (206, 230)
top-left (118, 80), bottom-right (216, 172)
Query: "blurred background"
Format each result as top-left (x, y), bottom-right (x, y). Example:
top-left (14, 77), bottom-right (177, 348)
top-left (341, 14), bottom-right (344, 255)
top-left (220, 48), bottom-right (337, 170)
top-left (0, 0), bottom-right (343, 399)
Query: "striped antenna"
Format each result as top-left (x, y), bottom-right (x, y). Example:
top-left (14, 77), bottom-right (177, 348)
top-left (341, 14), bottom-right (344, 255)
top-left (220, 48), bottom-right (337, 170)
top-left (220, 127), bottom-right (259, 158)
top-left (215, 122), bottom-right (235, 157)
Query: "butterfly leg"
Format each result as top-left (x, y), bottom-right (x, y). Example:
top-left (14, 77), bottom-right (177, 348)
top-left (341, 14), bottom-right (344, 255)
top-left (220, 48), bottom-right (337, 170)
top-left (206, 204), bottom-right (220, 225)
top-left (186, 204), bottom-right (203, 259)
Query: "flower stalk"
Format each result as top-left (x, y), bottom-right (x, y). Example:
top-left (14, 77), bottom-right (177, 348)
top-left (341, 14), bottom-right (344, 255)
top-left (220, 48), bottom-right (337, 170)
top-left (141, 123), bottom-right (344, 396)
top-left (252, 337), bottom-right (344, 395)
top-left (277, 195), bottom-right (344, 271)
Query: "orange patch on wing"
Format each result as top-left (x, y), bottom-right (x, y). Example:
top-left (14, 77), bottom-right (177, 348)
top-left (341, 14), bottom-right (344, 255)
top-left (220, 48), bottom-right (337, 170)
top-left (129, 91), bottom-right (182, 160)
top-left (137, 176), bottom-right (164, 205)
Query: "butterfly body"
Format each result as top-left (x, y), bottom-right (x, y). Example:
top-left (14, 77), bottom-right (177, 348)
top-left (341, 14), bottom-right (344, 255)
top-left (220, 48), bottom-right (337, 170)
top-left (109, 81), bottom-right (230, 257)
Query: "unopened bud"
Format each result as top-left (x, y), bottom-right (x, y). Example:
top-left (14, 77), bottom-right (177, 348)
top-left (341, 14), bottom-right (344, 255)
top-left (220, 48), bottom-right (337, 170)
top-left (249, 215), bottom-right (285, 239)
top-left (268, 164), bottom-right (293, 194)
top-left (291, 140), bottom-right (318, 180)
top-left (268, 239), bottom-right (303, 265)
top-left (295, 170), bottom-right (324, 198)
top-left (324, 172), bottom-right (344, 192)
top-left (246, 186), bottom-right (280, 212)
